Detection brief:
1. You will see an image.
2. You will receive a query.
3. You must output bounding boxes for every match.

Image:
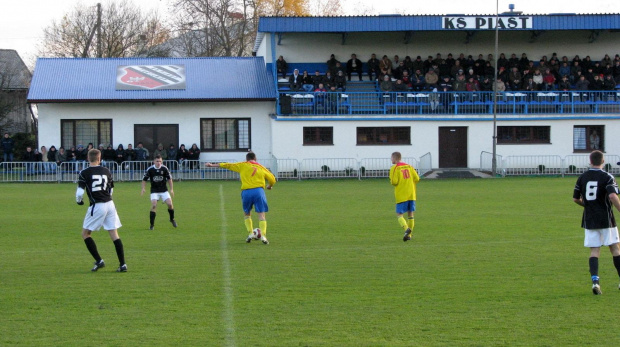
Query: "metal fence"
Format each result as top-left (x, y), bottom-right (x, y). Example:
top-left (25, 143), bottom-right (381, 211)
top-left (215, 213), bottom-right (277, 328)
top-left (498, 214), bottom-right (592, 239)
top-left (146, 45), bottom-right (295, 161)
top-left (496, 154), bottom-right (620, 177)
top-left (278, 91), bottom-right (620, 116)
top-left (479, 151), bottom-right (503, 176)
top-left (1, 157), bottom-right (427, 183)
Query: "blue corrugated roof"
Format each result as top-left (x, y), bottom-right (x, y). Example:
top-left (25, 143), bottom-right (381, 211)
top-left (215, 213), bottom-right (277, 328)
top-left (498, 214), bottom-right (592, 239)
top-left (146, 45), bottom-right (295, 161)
top-left (258, 14), bottom-right (620, 32)
top-left (28, 57), bottom-right (276, 102)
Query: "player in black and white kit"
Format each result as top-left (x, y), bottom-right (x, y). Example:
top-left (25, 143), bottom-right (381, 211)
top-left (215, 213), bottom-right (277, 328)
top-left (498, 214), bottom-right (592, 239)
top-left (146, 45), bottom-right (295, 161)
top-left (141, 154), bottom-right (177, 230)
top-left (76, 149), bottom-right (127, 272)
top-left (573, 150), bottom-right (620, 295)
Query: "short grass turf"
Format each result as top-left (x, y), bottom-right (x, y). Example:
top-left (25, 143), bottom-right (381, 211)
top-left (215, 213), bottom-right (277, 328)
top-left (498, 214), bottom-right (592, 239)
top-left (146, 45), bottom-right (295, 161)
top-left (0, 177), bottom-right (617, 346)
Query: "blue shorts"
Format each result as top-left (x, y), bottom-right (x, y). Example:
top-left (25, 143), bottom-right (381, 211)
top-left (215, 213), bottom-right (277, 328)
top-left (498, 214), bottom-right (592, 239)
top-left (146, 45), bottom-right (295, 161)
top-left (241, 188), bottom-right (269, 214)
top-left (395, 200), bottom-right (416, 214)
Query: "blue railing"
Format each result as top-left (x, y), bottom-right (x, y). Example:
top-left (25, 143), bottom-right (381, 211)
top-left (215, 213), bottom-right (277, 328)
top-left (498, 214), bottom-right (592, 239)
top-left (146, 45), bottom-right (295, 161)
top-left (278, 90), bottom-right (620, 116)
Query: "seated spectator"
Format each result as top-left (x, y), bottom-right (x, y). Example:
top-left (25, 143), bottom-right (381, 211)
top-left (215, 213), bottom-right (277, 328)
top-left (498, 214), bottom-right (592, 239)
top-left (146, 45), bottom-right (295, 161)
top-left (522, 77), bottom-right (536, 93)
top-left (401, 70), bottom-right (413, 89)
top-left (508, 67), bottom-right (522, 90)
top-left (508, 53), bottom-right (519, 69)
top-left (289, 69), bottom-right (303, 91)
top-left (601, 54), bottom-right (613, 68)
top-left (380, 55), bottom-right (393, 78)
top-left (167, 144), bottom-right (177, 164)
top-left (532, 69), bottom-right (543, 90)
top-left (497, 66), bottom-right (508, 82)
top-left (411, 69), bottom-right (426, 92)
top-left (601, 63), bottom-right (613, 77)
top-left (438, 60), bottom-right (450, 78)
top-left (323, 71), bottom-right (335, 89)
top-left (380, 75), bottom-right (394, 103)
top-left (575, 75), bottom-right (590, 91)
top-left (484, 62), bottom-right (495, 77)
top-left (603, 74), bottom-right (617, 91)
top-left (424, 68), bottom-right (439, 89)
top-left (613, 60), bottom-right (620, 82)
top-left (327, 85), bottom-right (341, 114)
top-left (452, 74), bottom-right (467, 92)
top-left (188, 143), bottom-right (200, 169)
top-left (466, 76), bottom-right (480, 92)
top-left (56, 146), bottom-right (68, 165)
top-left (367, 54), bottom-right (381, 81)
top-left (393, 61), bottom-right (408, 80)
top-left (445, 53), bottom-right (455, 68)
top-left (394, 79), bottom-right (408, 97)
top-left (480, 76), bottom-right (493, 94)
top-left (301, 70), bottom-right (314, 92)
top-left (276, 55), bottom-right (288, 79)
top-left (412, 56), bottom-right (424, 74)
top-left (582, 56), bottom-right (593, 71)
top-left (393, 55), bottom-right (401, 68)
top-left (542, 68), bottom-right (556, 91)
top-left (312, 70), bottom-right (323, 89)
top-left (346, 54), bottom-right (363, 81)
top-left (404, 56), bottom-right (414, 71)
top-left (334, 70), bottom-right (347, 91)
top-left (519, 53), bottom-right (530, 71)
top-left (558, 62), bottom-right (571, 79)
top-left (153, 143), bottom-right (167, 160)
top-left (135, 142), bottom-right (150, 161)
top-left (495, 79), bottom-right (506, 95)
top-left (571, 61), bottom-right (582, 84)
top-left (451, 60), bottom-right (462, 78)
top-left (497, 53), bottom-right (508, 70)
top-left (327, 54), bottom-right (340, 75)
top-left (334, 62), bottom-right (344, 74)
top-left (589, 74), bottom-right (603, 92)
top-left (558, 75), bottom-right (572, 91)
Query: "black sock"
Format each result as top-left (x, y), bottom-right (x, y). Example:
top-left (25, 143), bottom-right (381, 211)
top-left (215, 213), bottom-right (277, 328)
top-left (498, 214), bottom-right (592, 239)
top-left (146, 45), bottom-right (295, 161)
top-left (168, 209), bottom-right (175, 221)
top-left (589, 257), bottom-right (599, 284)
top-left (113, 239), bottom-right (125, 266)
top-left (84, 237), bottom-right (102, 262)
top-left (613, 256), bottom-right (620, 278)
top-left (150, 211), bottom-right (156, 226)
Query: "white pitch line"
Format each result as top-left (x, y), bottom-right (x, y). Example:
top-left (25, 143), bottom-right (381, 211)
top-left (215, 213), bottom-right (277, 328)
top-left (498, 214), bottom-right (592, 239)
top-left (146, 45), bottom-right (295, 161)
top-left (219, 184), bottom-right (236, 347)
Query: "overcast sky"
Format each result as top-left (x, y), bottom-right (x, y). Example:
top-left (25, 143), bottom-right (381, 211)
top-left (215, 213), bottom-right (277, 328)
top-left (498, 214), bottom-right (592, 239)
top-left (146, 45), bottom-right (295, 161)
top-left (1, 0), bottom-right (618, 66)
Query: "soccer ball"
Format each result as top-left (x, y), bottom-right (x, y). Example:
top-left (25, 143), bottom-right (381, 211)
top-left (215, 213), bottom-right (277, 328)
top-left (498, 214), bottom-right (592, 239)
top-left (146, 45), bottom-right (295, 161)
top-left (252, 228), bottom-right (262, 239)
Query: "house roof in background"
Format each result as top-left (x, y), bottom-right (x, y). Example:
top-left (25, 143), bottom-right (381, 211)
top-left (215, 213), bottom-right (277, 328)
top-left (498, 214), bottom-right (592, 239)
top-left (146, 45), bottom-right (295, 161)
top-left (0, 49), bottom-right (32, 89)
top-left (28, 57), bottom-right (276, 103)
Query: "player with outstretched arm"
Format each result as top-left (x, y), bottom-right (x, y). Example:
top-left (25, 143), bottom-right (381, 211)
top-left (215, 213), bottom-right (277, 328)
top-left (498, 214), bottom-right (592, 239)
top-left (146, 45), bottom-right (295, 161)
top-left (76, 149), bottom-right (127, 272)
top-left (206, 152), bottom-right (276, 244)
top-left (573, 150), bottom-right (620, 295)
top-left (141, 154), bottom-right (177, 230)
top-left (389, 151), bottom-right (420, 242)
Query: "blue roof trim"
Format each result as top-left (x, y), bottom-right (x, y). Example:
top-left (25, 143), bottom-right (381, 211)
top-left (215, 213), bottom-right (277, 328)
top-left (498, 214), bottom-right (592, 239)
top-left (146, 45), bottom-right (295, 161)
top-left (28, 57), bottom-right (276, 102)
top-left (275, 115), bottom-right (620, 121)
top-left (258, 14), bottom-right (620, 32)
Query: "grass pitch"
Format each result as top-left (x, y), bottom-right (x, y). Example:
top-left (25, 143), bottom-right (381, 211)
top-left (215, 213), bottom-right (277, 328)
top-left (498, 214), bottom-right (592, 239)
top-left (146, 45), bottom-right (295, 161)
top-left (0, 177), bottom-right (618, 346)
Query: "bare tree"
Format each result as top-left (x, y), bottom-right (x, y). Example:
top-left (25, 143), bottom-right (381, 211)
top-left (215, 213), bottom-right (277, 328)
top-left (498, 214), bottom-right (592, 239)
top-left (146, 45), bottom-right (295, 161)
top-left (39, 0), bottom-right (171, 58)
top-left (308, 0), bottom-right (342, 16)
top-left (0, 52), bottom-right (31, 133)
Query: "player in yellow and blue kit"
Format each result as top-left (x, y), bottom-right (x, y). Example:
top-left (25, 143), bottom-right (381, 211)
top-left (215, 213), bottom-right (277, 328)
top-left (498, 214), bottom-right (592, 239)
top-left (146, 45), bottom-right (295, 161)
top-left (389, 152), bottom-right (420, 242)
top-left (206, 152), bottom-right (276, 244)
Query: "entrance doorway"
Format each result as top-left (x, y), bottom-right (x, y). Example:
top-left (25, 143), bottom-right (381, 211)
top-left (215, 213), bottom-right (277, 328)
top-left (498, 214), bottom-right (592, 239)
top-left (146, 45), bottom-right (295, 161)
top-left (438, 127), bottom-right (468, 168)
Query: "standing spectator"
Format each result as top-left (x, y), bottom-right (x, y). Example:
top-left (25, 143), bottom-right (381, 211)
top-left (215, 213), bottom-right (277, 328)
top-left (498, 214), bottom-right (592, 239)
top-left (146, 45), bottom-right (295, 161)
top-left (404, 56), bottom-right (414, 72)
top-left (445, 53), bottom-right (455, 68)
top-left (135, 142), bottom-right (150, 161)
top-left (423, 55), bottom-right (434, 73)
top-left (314, 83), bottom-right (327, 111)
top-left (142, 155), bottom-right (177, 230)
top-left (346, 53), bottom-right (363, 81)
top-left (153, 143), bottom-right (167, 161)
top-left (56, 146), bottom-right (68, 165)
top-left (323, 71), bottom-right (335, 89)
top-left (572, 150), bottom-right (620, 295)
top-left (497, 53), bottom-right (508, 70)
top-left (47, 145), bottom-right (58, 173)
top-left (389, 151), bottom-right (420, 242)
top-left (23, 146), bottom-right (36, 175)
top-left (67, 146), bottom-right (77, 162)
top-left (177, 144), bottom-right (189, 169)
top-left (590, 130), bottom-right (600, 150)
top-left (288, 69), bottom-right (303, 91)
top-left (124, 144), bottom-right (136, 164)
top-left (2, 132), bottom-right (15, 162)
top-left (188, 143), bottom-right (201, 169)
top-left (76, 149), bottom-right (126, 273)
top-left (103, 144), bottom-right (116, 166)
top-left (167, 144), bottom-right (177, 165)
top-left (301, 70), bottom-right (314, 92)
top-left (519, 53), bottom-right (530, 71)
top-left (326, 54), bottom-right (340, 76)
top-left (612, 60), bottom-right (620, 82)
top-left (508, 53), bottom-right (519, 69)
top-left (75, 144), bottom-right (87, 162)
top-left (380, 75), bottom-right (394, 103)
top-left (327, 86), bottom-right (341, 114)
top-left (412, 56), bottom-right (424, 75)
top-left (114, 144), bottom-right (126, 165)
top-left (276, 55), bottom-right (288, 79)
top-left (206, 152), bottom-right (276, 244)
top-left (367, 54), bottom-right (381, 81)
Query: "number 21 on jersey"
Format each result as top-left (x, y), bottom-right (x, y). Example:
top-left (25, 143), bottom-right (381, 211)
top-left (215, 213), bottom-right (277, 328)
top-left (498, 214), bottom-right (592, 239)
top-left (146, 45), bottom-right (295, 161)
top-left (92, 175), bottom-right (108, 192)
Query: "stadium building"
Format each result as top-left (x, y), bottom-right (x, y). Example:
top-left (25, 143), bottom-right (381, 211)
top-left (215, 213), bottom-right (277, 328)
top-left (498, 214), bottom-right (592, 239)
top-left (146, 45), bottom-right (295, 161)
top-left (29, 13), bottom-right (620, 173)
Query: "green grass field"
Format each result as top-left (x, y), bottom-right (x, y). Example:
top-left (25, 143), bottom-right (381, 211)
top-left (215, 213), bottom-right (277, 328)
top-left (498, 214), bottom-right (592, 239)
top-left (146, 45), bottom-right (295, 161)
top-left (1, 177), bottom-right (618, 346)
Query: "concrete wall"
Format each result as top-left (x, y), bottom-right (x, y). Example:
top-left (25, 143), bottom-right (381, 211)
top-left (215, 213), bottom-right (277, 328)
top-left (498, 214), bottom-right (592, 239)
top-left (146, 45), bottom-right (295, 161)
top-left (37, 101), bottom-right (275, 162)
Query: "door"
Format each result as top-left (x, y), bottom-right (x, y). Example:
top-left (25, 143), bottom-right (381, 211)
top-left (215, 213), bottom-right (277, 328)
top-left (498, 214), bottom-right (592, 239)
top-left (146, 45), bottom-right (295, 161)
top-left (438, 127), bottom-right (468, 168)
top-left (134, 125), bottom-right (179, 155)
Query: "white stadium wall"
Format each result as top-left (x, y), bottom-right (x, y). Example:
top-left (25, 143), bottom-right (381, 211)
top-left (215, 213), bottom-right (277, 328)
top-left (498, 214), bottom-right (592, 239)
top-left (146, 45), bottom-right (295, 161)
top-left (271, 118), bottom-right (620, 168)
top-left (37, 102), bottom-right (275, 162)
top-left (267, 31), bottom-right (620, 65)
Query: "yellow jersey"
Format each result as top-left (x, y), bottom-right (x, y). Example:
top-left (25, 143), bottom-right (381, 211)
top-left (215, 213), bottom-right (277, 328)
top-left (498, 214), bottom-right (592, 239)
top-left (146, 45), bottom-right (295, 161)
top-left (389, 162), bottom-right (420, 203)
top-left (220, 161), bottom-right (276, 190)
